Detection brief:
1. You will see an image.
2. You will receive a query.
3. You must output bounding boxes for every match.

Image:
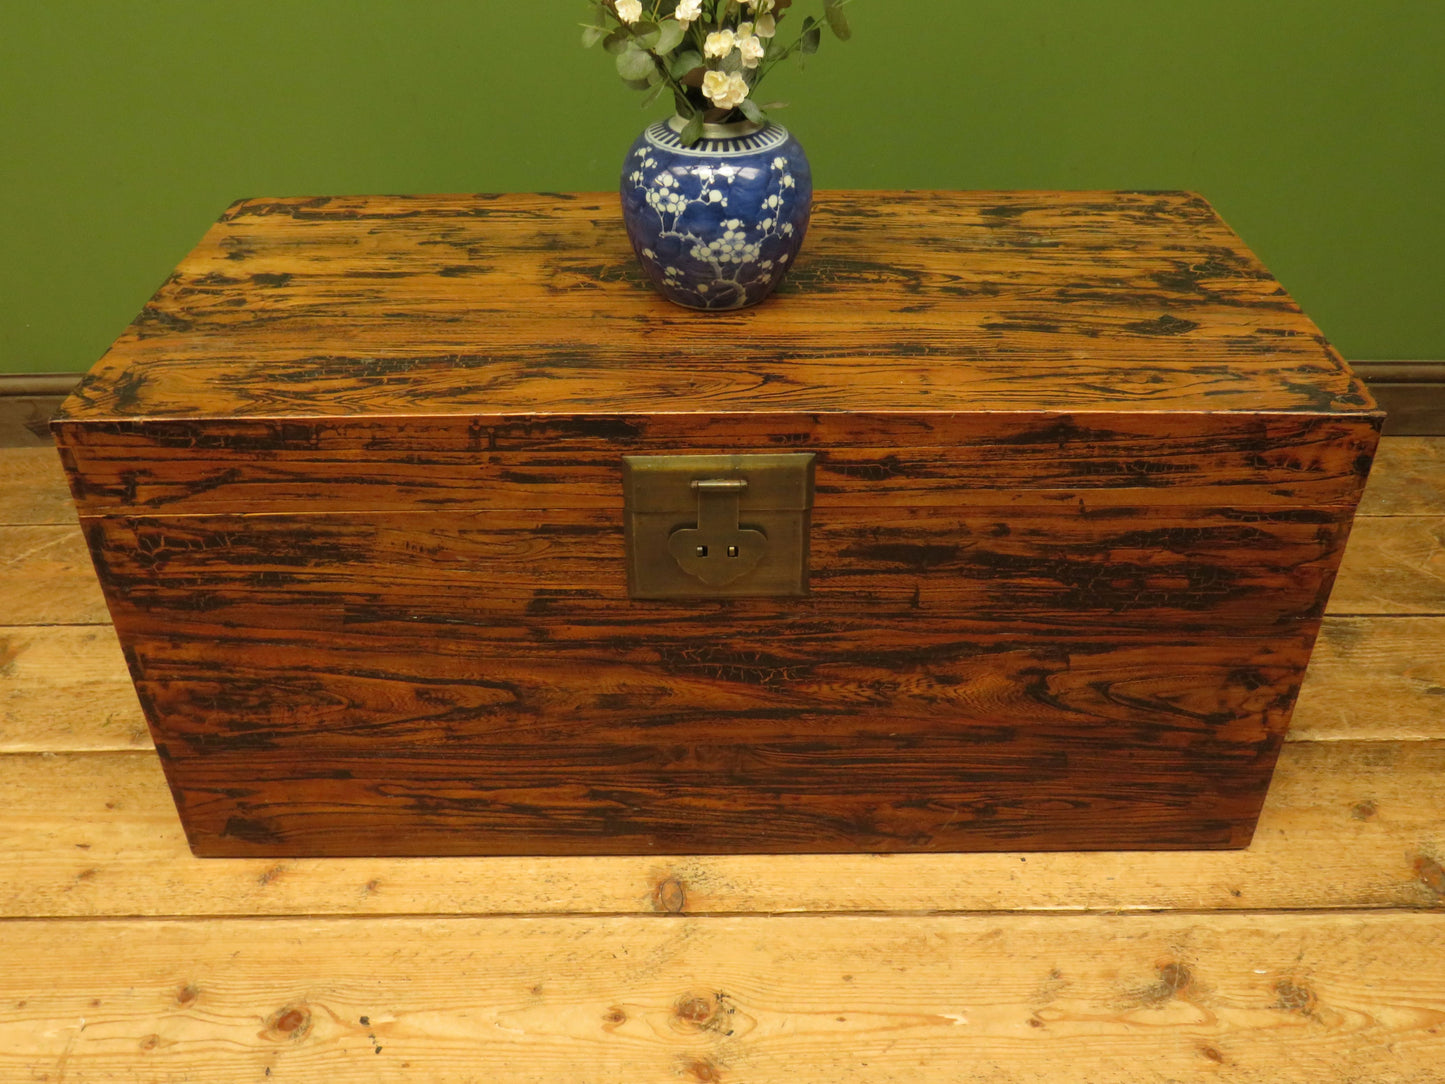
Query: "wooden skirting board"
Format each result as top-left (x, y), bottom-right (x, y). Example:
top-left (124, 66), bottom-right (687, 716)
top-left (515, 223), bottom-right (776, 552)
top-left (0, 425), bottom-right (1442, 1080)
top-left (1354, 360), bottom-right (1445, 435)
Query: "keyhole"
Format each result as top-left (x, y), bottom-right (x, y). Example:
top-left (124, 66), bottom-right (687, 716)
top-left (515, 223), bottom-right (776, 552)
top-left (696, 545), bottom-right (708, 557)
top-left (728, 546), bottom-right (739, 557)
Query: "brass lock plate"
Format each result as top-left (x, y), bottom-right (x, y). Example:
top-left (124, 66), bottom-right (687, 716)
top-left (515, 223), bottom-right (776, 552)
top-left (622, 453), bottom-right (815, 599)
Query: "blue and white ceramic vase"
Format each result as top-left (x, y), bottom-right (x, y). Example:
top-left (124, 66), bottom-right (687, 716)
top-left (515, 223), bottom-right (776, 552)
top-left (620, 116), bottom-right (813, 310)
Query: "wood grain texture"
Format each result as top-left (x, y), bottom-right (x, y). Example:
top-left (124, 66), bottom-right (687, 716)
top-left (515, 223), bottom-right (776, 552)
top-left (76, 491), bottom-right (1369, 855)
top-left (1329, 516), bottom-right (1445, 614)
top-left (0, 445), bottom-right (75, 524)
top-left (0, 429), bottom-right (1441, 1081)
top-left (25, 433), bottom-right (1437, 522)
top-left (1357, 438), bottom-right (1445, 515)
top-left (1, 912), bottom-right (1442, 1084)
top-left (58, 414), bottom-right (1376, 517)
top-left (48, 191), bottom-right (1384, 855)
top-left (88, 498), bottom-right (1353, 622)
top-left (0, 524), bottom-right (110, 625)
top-left (51, 192), bottom-right (1378, 423)
top-left (6, 616), bottom-right (1442, 754)
top-left (1293, 617), bottom-right (1445, 741)
top-left (86, 500), bottom-right (1349, 854)
top-left (0, 626), bottom-right (148, 751)
top-left (2, 740), bottom-right (1442, 918)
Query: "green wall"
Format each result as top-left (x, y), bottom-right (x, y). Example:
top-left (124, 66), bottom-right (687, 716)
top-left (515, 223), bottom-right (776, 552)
top-left (2, 0), bottom-right (1441, 374)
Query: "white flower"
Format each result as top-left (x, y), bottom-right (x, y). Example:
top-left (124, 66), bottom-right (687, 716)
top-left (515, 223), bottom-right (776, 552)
top-left (738, 34), bottom-right (766, 69)
top-left (675, 0), bottom-right (703, 27)
top-left (614, 0), bottom-right (642, 23)
top-left (746, 0), bottom-right (774, 11)
top-left (755, 14), bottom-right (777, 37)
top-left (702, 70), bottom-right (750, 110)
top-left (703, 29), bottom-right (736, 59)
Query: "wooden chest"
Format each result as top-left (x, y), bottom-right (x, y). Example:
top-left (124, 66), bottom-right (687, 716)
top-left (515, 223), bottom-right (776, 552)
top-left (53, 191), bottom-right (1381, 857)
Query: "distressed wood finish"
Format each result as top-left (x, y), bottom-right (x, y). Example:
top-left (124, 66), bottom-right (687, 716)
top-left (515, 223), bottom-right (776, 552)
top-left (53, 192), bottom-right (1375, 420)
top-left (4, 741), bottom-right (1443, 918)
top-left (58, 414), bottom-right (1377, 517)
top-left (9, 614), bottom-right (1445, 757)
top-left (52, 191), bottom-right (1382, 856)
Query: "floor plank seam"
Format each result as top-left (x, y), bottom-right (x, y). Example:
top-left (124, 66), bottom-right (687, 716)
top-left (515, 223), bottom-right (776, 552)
top-left (1, 904), bottom-right (1442, 925)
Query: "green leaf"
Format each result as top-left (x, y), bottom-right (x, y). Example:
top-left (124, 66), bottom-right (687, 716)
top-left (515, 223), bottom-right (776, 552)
top-left (670, 49), bottom-right (703, 78)
top-left (616, 46), bottom-right (656, 81)
top-left (739, 99), bottom-right (766, 124)
top-left (642, 79), bottom-right (670, 107)
top-left (823, 0), bottom-right (852, 40)
top-left (602, 26), bottom-right (633, 55)
top-left (681, 112), bottom-right (705, 146)
top-left (581, 24), bottom-right (609, 48)
top-left (654, 19), bottom-right (686, 54)
top-left (800, 16), bottom-right (822, 54)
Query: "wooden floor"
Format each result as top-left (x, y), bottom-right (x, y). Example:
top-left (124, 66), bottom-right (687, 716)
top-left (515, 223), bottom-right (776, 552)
top-left (1, 435), bottom-right (1442, 1083)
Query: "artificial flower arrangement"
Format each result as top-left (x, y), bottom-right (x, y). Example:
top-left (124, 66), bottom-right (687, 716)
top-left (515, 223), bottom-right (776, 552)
top-left (583, 0), bottom-right (853, 144)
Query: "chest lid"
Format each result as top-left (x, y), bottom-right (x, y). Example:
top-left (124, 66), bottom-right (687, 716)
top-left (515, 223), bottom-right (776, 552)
top-left (52, 190), bottom-right (1381, 517)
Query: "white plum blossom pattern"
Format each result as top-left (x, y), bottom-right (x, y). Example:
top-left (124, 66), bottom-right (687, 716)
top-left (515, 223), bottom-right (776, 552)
top-left (622, 122), bottom-right (809, 309)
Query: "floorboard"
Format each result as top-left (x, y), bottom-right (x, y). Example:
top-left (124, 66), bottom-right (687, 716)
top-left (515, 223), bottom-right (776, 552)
top-left (1, 912), bottom-right (1441, 1084)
